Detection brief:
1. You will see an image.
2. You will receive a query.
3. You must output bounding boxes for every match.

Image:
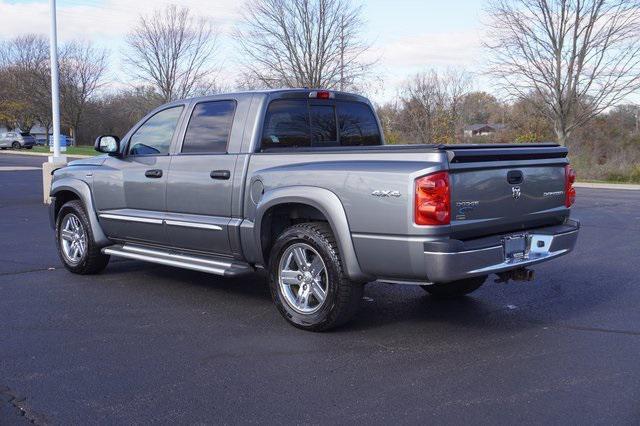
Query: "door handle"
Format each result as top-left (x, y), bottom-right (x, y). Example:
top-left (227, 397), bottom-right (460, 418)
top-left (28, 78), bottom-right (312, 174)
top-left (145, 169), bottom-right (163, 178)
top-left (210, 170), bottom-right (231, 180)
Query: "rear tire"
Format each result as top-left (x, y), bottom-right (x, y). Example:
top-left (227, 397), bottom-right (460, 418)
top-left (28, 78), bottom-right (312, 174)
top-left (55, 200), bottom-right (110, 274)
top-left (11, 142), bottom-right (20, 150)
top-left (268, 222), bottom-right (362, 332)
top-left (421, 276), bottom-right (487, 299)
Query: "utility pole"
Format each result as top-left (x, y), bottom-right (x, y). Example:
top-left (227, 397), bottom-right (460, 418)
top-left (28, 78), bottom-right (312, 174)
top-left (43, 0), bottom-right (65, 204)
top-left (339, 15), bottom-right (344, 91)
top-left (49, 0), bottom-right (62, 163)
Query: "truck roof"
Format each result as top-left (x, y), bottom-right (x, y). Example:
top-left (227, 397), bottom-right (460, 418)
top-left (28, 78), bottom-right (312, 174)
top-left (173, 88), bottom-right (370, 105)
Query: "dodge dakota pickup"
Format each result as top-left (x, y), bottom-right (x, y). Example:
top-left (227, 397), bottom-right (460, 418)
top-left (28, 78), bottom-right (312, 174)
top-left (49, 89), bottom-right (579, 331)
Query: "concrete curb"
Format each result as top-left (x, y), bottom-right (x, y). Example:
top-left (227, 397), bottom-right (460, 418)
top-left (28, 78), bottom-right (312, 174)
top-left (575, 182), bottom-right (640, 191)
top-left (0, 150), bottom-right (92, 159)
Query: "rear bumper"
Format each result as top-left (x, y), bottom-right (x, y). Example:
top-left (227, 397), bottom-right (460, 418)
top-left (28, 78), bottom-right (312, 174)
top-left (352, 219), bottom-right (580, 284)
top-left (422, 220), bottom-right (579, 282)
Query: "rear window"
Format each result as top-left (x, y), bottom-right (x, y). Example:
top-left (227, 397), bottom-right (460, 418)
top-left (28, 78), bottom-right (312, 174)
top-left (261, 100), bottom-right (310, 149)
top-left (310, 105), bottom-right (337, 145)
top-left (260, 99), bottom-right (382, 150)
top-left (337, 101), bottom-right (381, 146)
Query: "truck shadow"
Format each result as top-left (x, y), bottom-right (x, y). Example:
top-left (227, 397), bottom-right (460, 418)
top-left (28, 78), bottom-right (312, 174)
top-left (343, 276), bottom-right (623, 334)
top-left (104, 260), bottom-right (624, 336)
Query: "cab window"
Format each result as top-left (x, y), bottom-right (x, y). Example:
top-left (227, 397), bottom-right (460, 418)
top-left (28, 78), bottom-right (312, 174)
top-left (261, 100), bottom-right (310, 149)
top-left (310, 105), bottom-right (337, 146)
top-left (337, 101), bottom-right (381, 146)
top-left (128, 106), bottom-right (183, 155)
top-left (182, 101), bottom-right (235, 154)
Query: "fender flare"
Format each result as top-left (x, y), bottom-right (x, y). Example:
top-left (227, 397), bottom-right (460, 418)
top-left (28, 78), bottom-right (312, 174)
top-left (253, 186), bottom-right (371, 282)
top-left (50, 178), bottom-right (111, 248)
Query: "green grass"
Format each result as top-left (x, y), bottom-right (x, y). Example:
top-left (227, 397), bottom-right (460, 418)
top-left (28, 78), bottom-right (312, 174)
top-left (31, 145), bottom-right (97, 156)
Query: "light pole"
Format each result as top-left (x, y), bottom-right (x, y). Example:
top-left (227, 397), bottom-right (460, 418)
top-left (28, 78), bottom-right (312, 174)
top-left (48, 0), bottom-right (63, 163)
top-left (43, 0), bottom-right (65, 204)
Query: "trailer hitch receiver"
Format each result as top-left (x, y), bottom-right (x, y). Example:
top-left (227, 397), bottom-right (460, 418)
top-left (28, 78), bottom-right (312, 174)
top-left (495, 268), bottom-right (535, 284)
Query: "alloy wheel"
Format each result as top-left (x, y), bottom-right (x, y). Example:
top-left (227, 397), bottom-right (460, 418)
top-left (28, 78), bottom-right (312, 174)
top-left (278, 243), bottom-right (328, 314)
top-left (60, 213), bottom-right (87, 264)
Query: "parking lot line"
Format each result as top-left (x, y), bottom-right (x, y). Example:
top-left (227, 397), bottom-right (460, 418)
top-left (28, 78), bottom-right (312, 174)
top-left (0, 166), bottom-right (41, 171)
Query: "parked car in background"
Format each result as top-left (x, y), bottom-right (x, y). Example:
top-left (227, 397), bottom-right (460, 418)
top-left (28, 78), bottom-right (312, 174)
top-left (35, 135), bottom-right (48, 146)
top-left (0, 132), bottom-right (36, 149)
top-left (48, 89), bottom-right (580, 331)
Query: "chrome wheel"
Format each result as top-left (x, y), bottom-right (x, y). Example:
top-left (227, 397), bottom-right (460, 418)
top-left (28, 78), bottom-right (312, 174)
top-left (278, 243), bottom-right (328, 314)
top-left (60, 213), bottom-right (87, 264)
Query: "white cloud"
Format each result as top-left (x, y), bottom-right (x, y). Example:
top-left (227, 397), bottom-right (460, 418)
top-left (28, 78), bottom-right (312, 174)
top-left (376, 30), bottom-right (483, 69)
top-left (363, 30), bottom-right (485, 103)
top-left (0, 1), bottom-right (487, 102)
top-left (0, 0), bottom-right (240, 41)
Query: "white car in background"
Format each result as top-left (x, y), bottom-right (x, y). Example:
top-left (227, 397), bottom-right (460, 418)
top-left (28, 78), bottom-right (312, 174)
top-left (0, 132), bottom-right (36, 149)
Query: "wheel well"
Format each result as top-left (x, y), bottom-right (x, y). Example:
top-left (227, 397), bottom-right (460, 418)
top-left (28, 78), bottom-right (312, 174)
top-left (260, 203), bottom-right (329, 263)
top-left (53, 190), bottom-right (81, 222)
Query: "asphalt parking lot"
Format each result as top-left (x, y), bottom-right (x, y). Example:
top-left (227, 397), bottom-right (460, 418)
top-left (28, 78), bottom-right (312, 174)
top-left (1, 153), bottom-right (639, 424)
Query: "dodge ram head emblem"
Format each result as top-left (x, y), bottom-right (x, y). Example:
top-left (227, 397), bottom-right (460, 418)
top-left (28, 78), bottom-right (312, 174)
top-left (371, 190), bottom-right (401, 198)
top-left (512, 186), bottom-right (522, 199)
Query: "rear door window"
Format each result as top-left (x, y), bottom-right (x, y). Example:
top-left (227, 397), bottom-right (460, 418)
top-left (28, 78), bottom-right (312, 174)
top-left (261, 100), bottom-right (310, 149)
top-left (337, 102), bottom-right (382, 146)
top-left (182, 100), bottom-right (235, 154)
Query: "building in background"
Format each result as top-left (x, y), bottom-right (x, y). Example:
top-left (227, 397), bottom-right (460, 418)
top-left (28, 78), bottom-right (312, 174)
top-left (464, 123), bottom-right (507, 138)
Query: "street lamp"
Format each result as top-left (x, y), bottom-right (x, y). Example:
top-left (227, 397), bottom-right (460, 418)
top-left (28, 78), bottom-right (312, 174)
top-left (48, 0), bottom-right (63, 163)
top-left (43, 0), bottom-right (66, 204)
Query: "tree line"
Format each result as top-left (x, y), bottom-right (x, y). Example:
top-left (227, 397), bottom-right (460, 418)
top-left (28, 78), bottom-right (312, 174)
top-left (1, 0), bottom-right (639, 182)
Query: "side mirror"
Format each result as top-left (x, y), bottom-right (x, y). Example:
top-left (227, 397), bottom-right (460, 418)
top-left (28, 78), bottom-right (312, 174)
top-left (95, 135), bottom-right (120, 155)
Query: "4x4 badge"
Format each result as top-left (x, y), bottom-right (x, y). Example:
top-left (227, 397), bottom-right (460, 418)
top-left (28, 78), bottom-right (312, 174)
top-left (371, 190), bottom-right (401, 198)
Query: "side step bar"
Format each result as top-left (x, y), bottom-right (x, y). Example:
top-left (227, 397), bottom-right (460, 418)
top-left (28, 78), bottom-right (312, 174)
top-left (102, 244), bottom-right (253, 277)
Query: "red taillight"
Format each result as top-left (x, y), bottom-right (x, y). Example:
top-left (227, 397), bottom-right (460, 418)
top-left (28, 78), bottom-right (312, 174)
top-left (565, 164), bottom-right (576, 207)
top-left (309, 90), bottom-right (333, 100)
top-left (415, 171), bottom-right (450, 225)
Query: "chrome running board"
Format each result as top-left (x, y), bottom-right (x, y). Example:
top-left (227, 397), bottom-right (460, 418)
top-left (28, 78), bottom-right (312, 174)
top-left (102, 244), bottom-right (253, 277)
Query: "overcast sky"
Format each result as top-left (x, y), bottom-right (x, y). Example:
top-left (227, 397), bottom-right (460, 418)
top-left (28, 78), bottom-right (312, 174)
top-left (0, 0), bottom-right (488, 102)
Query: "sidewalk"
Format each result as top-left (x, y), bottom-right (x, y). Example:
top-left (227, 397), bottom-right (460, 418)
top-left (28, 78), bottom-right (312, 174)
top-left (0, 150), bottom-right (91, 159)
top-left (575, 182), bottom-right (640, 191)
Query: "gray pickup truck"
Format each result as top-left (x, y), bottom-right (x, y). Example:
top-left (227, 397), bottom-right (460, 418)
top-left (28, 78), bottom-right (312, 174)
top-left (49, 89), bottom-right (579, 331)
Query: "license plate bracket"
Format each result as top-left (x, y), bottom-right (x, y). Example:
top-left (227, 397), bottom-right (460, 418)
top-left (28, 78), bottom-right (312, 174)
top-left (504, 234), bottom-right (529, 259)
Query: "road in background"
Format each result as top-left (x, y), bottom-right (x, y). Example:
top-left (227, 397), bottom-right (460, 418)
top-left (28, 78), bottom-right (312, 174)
top-left (1, 154), bottom-right (639, 424)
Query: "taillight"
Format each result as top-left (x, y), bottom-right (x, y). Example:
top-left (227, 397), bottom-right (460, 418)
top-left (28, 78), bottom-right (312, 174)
top-left (415, 171), bottom-right (450, 225)
top-left (565, 164), bottom-right (576, 207)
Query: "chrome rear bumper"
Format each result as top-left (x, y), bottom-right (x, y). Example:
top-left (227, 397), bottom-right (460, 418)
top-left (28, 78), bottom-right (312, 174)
top-left (423, 220), bottom-right (580, 283)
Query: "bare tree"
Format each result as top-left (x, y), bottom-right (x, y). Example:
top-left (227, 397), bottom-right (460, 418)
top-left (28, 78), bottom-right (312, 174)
top-left (235, 0), bottom-right (374, 90)
top-left (401, 69), bottom-right (472, 144)
top-left (485, 0), bottom-right (640, 145)
top-left (124, 5), bottom-right (219, 102)
top-left (59, 41), bottom-right (108, 140)
top-left (0, 35), bottom-right (51, 132)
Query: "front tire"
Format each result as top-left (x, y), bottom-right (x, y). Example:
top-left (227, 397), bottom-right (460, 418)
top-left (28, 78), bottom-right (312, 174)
top-left (11, 142), bottom-right (20, 150)
top-left (421, 276), bottom-right (487, 299)
top-left (55, 200), bottom-right (110, 274)
top-left (268, 222), bottom-right (362, 332)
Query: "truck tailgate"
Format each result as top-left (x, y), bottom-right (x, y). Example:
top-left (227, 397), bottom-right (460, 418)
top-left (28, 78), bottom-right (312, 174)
top-left (445, 145), bottom-right (570, 239)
